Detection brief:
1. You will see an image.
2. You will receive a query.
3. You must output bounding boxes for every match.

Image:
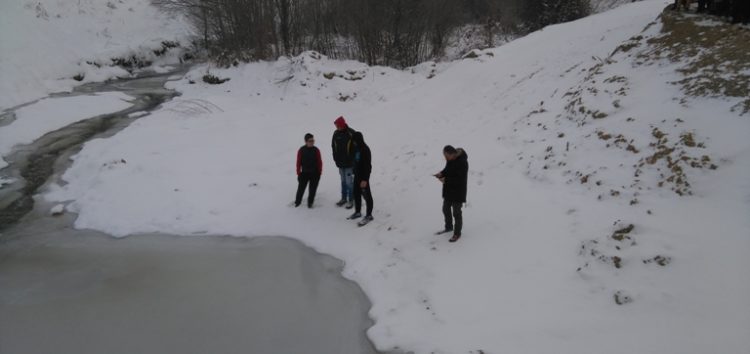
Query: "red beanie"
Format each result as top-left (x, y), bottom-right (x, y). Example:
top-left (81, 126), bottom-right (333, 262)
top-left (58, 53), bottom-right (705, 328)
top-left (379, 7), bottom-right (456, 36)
top-left (334, 116), bottom-right (346, 129)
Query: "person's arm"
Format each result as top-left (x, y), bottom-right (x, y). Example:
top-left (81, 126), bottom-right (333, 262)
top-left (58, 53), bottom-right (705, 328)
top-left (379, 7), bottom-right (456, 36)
top-left (461, 160), bottom-right (469, 186)
top-left (316, 148), bottom-right (323, 175)
top-left (358, 147), bottom-right (372, 188)
top-left (296, 149), bottom-right (302, 176)
top-left (436, 162), bottom-right (449, 179)
top-left (442, 162), bottom-right (457, 185)
top-left (362, 147), bottom-right (372, 181)
top-left (331, 134), bottom-right (336, 163)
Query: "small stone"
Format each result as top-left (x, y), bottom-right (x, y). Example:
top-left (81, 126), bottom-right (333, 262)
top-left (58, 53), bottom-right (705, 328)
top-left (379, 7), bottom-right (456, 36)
top-left (614, 290), bottom-right (633, 305)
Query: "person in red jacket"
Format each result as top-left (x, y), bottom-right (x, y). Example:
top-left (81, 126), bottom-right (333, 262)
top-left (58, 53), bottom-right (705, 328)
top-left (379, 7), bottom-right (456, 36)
top-left (295, 133), bottom-right (323, 208)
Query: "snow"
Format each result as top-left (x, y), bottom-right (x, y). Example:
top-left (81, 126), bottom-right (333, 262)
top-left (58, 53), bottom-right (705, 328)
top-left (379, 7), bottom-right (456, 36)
top-left (0, 0), bottom-right (189, 111)
top-left (0, 0), bottom-right (743, 353)
top-left (0, 176), bottom-right (14, 188)
top-left (0, 92), bottom-right (133, 169)
top-left (591, 0), bottom-right (644, 13)
top-left (50, 204), bottom-right (65, 216)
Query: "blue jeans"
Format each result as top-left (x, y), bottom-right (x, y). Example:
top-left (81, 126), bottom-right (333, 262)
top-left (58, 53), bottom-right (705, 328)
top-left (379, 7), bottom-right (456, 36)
top-left (339, 167), bottom-right (354, 201)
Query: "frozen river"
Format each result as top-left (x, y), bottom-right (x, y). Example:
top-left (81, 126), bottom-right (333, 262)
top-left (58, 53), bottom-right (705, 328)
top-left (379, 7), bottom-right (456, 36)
top-left (0, 69), bottom-right (380, 354)
top-left (0, 218), bottom-right (377, 354)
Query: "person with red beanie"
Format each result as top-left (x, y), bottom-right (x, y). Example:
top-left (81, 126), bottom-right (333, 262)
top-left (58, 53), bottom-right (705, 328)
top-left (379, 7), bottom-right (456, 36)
top-left (331, 116), bottom-right (357, 208)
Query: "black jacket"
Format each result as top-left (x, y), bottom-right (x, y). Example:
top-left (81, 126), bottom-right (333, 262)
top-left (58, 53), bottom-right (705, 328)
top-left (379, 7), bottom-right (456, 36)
top-left (297, 145), bottom-right (322, 175)
top-left (332, 127), bottom-right (356, 168)
top-left (441, 148), bottom-right (468, 203)
top-left (354, 143), bottom-right (372, 181)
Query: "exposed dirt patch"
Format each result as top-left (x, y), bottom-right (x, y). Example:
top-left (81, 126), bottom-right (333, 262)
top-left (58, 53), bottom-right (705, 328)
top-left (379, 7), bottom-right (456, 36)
top-left (639, 10), bottom-right (750, 115)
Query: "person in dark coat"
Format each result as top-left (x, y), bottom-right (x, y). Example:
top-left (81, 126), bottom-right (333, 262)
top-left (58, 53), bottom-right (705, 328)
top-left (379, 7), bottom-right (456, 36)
top-left (295, 133), bottom-right (323, 208)
top-left (332, 116), bottom-right (357, 209)
top-left (348, 131), bottom-right (374, 222)
top-left (434, 145), bottom-right (468, 242)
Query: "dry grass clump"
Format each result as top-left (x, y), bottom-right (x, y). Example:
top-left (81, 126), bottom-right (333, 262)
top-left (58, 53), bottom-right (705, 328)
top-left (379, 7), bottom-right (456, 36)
top-left (639, 10), bottom-right (750, 115)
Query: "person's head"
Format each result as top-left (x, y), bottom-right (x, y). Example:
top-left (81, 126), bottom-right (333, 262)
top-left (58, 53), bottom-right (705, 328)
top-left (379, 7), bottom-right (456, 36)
top-left (353, 131), bottom-right (365, 146)
top-left (304, 133), bottom-right (315, 146)
top-left (443, 145), bottom-right (457, 160)
top-left (334, 116), bottom-right (347, 131)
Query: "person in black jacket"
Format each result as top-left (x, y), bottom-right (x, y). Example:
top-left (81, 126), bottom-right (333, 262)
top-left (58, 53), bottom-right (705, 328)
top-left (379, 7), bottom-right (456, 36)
top-left (332, 116), bottom-right (357, 209)
top-left (295, 133), bottom-right (323, 208)
top-left (434, 145), bottom-right (468, 242)
top-left (348, 131), bottom-right (374, 222)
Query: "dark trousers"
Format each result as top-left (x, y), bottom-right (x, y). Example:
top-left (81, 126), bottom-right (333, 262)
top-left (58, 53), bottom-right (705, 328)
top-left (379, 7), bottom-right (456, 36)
top-left (443, 200), bottom-right (463, 236)
top-left (295, 173), bottom-right (320, 206)
top-left (353, 178), bottom-right (373, 216)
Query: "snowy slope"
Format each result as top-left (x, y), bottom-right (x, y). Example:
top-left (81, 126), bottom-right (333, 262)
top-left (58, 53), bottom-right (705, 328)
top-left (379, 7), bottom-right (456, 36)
top-left (0, 0), bottom-right (189, 110)
top-left (42, 1), bottom-right (750, 353)
top-left (592, 0), bottom-right (643, 13)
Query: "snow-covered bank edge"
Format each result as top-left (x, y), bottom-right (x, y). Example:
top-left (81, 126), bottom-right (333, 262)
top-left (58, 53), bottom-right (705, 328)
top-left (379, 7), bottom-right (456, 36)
top-left (0, 93), bottom-right (135, 169)
top-left (0, 198), bottom-right (380, 354)
top-left (0, 0), bottom-right (191, 111)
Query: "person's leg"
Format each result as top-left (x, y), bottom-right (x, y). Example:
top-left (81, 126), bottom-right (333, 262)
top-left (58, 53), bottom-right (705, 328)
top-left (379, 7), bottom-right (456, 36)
top-left (308, 174), bottom-right (320, 207)
top-left (353, 179), bottom-right (363, 214)
top-left (344, 168), bottom-right (354, 204)
top-left (295, 174), bottom-right (309, 207)
top-left (452, 202), bottom-right (463, 236)
top-left (363, 184), bottom-right (374, 217)
top-left (338, 168), bottom-right (347, 202)
top-left (442, 200), bottom-right (453, 231)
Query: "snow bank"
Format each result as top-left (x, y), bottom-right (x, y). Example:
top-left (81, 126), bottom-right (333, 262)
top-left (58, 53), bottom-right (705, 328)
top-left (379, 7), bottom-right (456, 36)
top-left (591, 0), bottom-right (644, 13)
top-left (44, 1), bottom-right (750, 353)
top-left (0, 0), bottom-right (189, 110)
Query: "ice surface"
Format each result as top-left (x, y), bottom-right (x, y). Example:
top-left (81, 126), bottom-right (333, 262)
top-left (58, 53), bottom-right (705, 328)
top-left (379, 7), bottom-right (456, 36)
top-left (0, 218), bottom-right (378, 354)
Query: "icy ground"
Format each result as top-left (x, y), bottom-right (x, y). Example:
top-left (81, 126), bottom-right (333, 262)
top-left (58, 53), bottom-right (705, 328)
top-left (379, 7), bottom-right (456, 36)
top-left (0, 214), bottom-right (377, 354)
top-left (2, 0), bottom-right (748, 353)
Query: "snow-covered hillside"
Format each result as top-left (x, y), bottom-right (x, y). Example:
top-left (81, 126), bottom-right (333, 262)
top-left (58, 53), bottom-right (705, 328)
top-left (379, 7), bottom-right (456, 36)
top-left (592, 0), bottom-right (643, 13)
top-left (0, 0), bottom-right (189, 110)
top-left (29, 0), bottom-right (750, 353)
